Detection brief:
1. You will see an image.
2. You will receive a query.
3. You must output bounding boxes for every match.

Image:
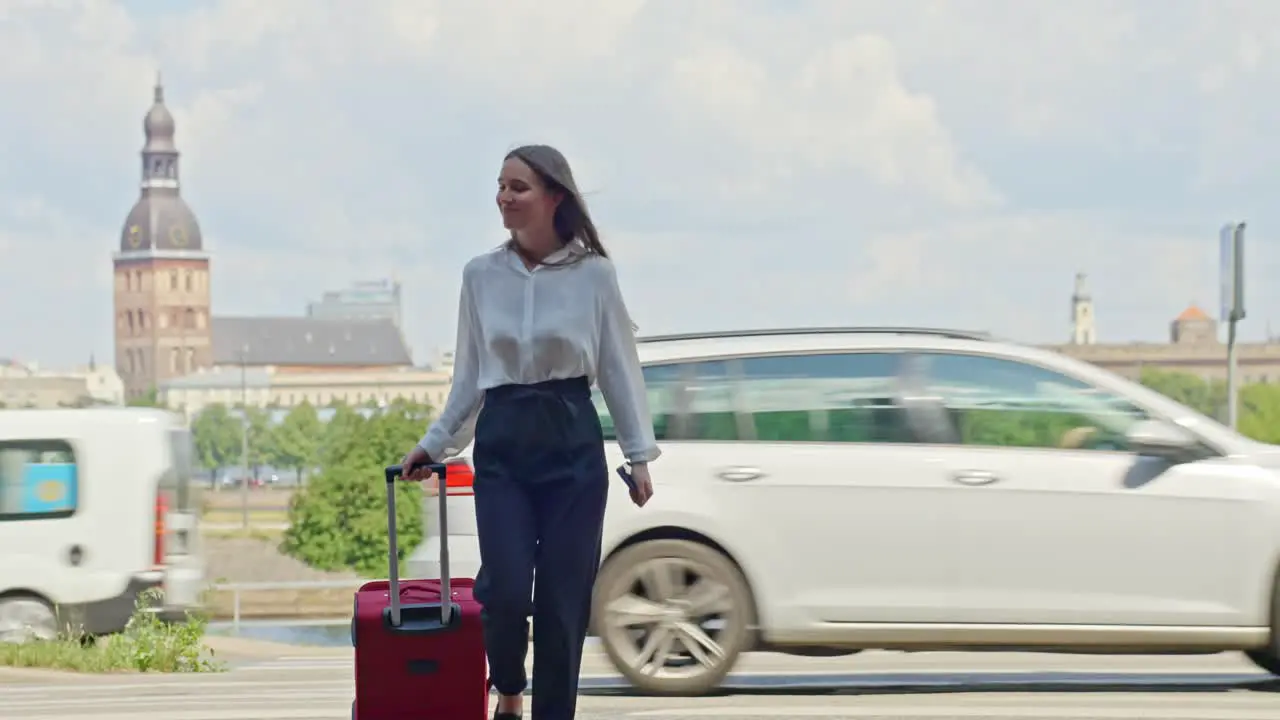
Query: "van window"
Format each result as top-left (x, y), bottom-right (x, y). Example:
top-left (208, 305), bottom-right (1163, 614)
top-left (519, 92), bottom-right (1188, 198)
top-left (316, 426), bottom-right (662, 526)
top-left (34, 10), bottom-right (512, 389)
top-left (0, 440), bottom-right (79, 521)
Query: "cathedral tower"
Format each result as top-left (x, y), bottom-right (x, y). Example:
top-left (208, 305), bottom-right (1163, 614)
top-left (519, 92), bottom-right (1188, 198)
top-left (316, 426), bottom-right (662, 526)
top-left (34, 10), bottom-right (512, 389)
top-left (113, 77), bottom-right (212, 400)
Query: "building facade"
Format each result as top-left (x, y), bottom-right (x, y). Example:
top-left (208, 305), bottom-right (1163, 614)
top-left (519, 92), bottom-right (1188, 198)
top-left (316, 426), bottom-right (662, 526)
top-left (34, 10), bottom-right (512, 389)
top-left (0, 359), bottom-right (125, 409)
top-left (159, 365), bottom-right (451, 418)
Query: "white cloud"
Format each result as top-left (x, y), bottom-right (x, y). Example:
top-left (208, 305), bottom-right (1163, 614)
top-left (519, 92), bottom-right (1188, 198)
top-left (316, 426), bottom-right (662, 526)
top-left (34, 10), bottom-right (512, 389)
top-left (4, 0), bottom-right (1280, 368)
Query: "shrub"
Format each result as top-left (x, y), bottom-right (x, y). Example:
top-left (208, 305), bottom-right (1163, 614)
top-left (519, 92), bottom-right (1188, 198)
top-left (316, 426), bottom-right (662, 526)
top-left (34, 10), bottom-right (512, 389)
top-left (281, 400), bottom-right (432, 576)
top-left (0, 589), bottom-right (223, 673)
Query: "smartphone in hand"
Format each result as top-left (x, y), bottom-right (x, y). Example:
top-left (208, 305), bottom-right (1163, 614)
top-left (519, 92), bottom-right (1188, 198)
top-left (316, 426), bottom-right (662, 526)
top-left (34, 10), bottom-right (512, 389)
top-left (615, 464), bottom-right (637, 493)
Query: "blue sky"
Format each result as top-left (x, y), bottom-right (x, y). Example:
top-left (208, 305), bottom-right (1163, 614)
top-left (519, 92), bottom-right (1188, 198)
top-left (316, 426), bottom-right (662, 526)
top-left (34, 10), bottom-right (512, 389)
top-left (4, 0), bottom-right (1280, 369)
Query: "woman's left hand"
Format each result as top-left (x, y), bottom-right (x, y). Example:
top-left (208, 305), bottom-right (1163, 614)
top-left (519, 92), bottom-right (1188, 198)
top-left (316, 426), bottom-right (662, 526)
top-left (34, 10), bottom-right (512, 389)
top-left (628, 463), bottom-right (654, 507)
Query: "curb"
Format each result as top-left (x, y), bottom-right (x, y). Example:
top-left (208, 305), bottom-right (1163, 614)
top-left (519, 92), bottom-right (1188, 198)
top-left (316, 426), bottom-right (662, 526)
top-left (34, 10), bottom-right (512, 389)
top-left (203, 635), bottom-right (349, 659)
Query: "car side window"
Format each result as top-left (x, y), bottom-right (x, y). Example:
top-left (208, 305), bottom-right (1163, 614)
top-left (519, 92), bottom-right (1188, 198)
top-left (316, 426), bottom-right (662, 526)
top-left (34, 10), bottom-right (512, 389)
top-left (738, 352), bottom-right (913, 443)
top-left (593, 353), bottom-right (913, 444)
top-left (915, 352), bottom-right (1149, 451)
top-left (593, 362), bottom-right (688, 441)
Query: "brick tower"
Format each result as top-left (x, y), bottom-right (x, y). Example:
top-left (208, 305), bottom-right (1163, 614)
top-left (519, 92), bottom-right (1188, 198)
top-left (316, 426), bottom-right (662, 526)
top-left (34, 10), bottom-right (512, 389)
top-left (113, 77), bottom-right (212, 401)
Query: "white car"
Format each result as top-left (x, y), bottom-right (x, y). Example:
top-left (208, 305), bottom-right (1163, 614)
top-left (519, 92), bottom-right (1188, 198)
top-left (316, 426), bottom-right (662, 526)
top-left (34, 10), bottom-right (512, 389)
top-left (407, 326), bottom-right (1280, 695)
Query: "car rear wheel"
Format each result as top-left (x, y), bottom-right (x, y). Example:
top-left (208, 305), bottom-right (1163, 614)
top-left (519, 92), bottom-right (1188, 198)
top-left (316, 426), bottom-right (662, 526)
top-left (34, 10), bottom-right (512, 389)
top-left (592, 539), bottom-right (753, 696)
top-left (0, 595), bottom-right (58, 644)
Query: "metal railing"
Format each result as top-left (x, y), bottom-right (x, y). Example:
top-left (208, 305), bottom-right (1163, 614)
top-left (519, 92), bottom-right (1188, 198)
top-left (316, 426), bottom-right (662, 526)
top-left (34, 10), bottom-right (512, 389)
top-left (209, 579), bottom-right (364, 631)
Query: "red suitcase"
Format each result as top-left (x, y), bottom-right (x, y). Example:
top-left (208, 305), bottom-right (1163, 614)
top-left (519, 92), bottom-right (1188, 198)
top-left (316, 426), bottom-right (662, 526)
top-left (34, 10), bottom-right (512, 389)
top-left (352, 463), bottom-right (488, 719)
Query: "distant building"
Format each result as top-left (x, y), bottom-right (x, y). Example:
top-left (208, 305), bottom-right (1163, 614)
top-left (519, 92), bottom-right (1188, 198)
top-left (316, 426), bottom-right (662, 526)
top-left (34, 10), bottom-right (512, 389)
top-left (112, 80), bottom-right (416, 403)
top-left (0, 359), bottom-right (125, 408)
top-left (1069, 272), bottom-right (1096, 345)
top-left (159, 365), bottom-right (451, 418)
top-left (209, 316), bottom-right (411, 370)
top-left (307, 279), bottom-right (402, 329)
top-left (1049, 273), bottom-right (1280, 384)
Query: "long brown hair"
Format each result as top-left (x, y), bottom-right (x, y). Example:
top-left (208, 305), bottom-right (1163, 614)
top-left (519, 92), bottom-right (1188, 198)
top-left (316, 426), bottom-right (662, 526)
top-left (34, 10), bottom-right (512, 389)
top-left (503, 144), bottom-right (607, 266)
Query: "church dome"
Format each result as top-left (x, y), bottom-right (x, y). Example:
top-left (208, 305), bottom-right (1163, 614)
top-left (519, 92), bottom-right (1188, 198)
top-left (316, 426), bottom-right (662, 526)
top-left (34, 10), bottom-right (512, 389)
top-left (120, 193), bottom-right (203, 252)
top-left (120, 75), bottom-right (202, 253)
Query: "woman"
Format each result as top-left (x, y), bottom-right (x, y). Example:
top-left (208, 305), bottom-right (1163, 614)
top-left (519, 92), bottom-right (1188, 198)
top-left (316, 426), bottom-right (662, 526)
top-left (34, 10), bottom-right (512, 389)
top-left (400, 144), bottom-right (659, 720)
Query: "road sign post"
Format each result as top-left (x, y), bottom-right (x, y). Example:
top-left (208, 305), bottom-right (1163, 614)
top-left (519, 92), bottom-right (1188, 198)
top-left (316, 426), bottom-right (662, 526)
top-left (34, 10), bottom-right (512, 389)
top-left (1221, 222), bottom-right (1247, 428)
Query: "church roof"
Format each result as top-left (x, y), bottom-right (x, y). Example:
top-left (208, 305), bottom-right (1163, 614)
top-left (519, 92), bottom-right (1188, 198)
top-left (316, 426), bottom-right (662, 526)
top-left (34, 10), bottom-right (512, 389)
top-left (210, 317), bottom-right (413, 367)
top-left (120, 191), bottom-right (202, 252)
top-left (1175, 305), bottom-right (1210, 322)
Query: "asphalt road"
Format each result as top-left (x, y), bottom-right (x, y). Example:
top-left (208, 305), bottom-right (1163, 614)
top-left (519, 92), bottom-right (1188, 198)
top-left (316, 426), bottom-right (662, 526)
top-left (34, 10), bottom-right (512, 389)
top-left (4, 649), bottom-right (1280, 719)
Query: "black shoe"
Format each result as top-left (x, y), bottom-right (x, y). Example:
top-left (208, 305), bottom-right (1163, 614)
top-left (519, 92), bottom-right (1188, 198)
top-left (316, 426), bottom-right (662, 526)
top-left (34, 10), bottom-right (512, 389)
top-left (493, 713), bottom-right (521, 720)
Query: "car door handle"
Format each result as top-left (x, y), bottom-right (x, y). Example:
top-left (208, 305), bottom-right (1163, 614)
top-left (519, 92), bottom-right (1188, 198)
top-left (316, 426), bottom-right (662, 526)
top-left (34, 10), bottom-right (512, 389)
top-left (717, 466), bottom-right (764, 482)
top-left (951, 470), bottom-right (1000, 486)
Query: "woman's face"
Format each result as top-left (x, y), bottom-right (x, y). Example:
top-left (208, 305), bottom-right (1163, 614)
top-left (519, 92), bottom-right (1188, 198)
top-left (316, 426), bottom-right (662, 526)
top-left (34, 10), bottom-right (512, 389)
top-left (497, 157), bottom-right (561, 233)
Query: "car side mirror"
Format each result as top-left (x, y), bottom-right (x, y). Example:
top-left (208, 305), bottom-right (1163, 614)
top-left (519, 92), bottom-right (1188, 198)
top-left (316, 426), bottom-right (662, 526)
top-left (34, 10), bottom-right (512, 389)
top-left (1125, 419), bottom-right (1199, 460)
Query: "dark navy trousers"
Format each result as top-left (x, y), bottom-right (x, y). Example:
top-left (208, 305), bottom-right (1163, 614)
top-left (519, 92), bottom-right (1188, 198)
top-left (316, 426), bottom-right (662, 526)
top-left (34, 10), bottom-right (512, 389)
top-left (471, 376), bottom-right (608, 720)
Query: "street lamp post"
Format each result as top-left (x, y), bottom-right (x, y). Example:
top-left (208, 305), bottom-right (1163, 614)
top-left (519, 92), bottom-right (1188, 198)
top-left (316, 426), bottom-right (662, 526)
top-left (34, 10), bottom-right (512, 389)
top-left (239, 345), bottom-right (250, 529)
top-left (1221, 222), bottom-right (1247, 428)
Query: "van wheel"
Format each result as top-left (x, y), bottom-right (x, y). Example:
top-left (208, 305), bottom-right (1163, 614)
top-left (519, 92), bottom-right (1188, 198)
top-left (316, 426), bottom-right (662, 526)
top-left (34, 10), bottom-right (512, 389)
top-left (0, 595), bottom-right (58, 644)
top-left (592, 539), bottom-right (753, 696)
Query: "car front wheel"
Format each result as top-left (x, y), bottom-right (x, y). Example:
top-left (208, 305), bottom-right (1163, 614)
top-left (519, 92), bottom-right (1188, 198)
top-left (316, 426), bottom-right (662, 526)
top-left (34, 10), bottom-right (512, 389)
top-left (1247, 571), bottom-right (1280, 676)
top-left (591, 539), bottom-right (754, 696)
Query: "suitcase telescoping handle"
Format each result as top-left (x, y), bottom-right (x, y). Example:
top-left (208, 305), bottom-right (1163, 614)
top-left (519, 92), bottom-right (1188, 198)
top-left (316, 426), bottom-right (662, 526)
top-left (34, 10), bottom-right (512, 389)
top-left (384, 463), bottom-right (449, 628)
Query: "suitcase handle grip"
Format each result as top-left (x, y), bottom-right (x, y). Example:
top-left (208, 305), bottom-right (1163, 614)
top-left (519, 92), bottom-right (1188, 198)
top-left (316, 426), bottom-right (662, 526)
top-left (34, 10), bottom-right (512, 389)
top-left (384, 463), bottom-right (447, 484)
top-left (384, 463), bottom-right (450, 628)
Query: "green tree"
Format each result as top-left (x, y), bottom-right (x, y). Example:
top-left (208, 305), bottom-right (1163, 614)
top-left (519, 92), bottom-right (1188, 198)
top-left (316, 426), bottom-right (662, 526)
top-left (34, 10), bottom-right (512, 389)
top-left (243, 406), bottom-right (274, 477)
top-left (271, 402), bottom-right (322, 484)
top-left (128, 387), bottom-right (164, 408)
top-left (191, 404), bottom-right (241, 486)
top-left (281, 400), bottom-right (434, 576)
top-left (1239, 383), bottom-right (1280, 444)
top-left (1139, 368), bottom-right (1226, 419)
top-left (320, 403), bottom-right (366, 469)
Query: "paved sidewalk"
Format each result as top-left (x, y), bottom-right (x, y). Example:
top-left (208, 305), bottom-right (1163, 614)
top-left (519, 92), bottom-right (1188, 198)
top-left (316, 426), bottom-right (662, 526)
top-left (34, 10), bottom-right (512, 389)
top-left (5, 646), bottom-right (1280, 719)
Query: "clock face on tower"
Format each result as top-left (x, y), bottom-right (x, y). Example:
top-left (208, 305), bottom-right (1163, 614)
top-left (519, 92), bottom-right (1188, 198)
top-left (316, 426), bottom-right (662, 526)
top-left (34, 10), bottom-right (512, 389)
top-left (127, 225), bottom-right (142, 248)
top-left (170, 225), bottom-right (188, 247)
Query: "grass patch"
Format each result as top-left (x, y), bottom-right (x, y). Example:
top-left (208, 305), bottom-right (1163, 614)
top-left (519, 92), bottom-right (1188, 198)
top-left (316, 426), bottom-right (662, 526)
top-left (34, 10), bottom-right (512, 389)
top-left (0, 590), bottom-right (224, 674)
top-left (203, 509), bottom-right (289, 525)
top-left (200, 526), bottom-right (284, 541)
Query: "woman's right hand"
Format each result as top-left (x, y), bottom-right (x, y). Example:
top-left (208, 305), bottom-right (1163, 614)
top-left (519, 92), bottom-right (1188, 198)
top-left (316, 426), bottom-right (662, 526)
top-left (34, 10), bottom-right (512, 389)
top-left (401, 445), bottom-right (437, 487)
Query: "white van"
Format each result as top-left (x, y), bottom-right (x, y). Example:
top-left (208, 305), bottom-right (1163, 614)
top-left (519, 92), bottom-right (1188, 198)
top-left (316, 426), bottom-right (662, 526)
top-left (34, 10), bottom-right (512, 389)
top-left (0, 408), bottom-right (205, 642)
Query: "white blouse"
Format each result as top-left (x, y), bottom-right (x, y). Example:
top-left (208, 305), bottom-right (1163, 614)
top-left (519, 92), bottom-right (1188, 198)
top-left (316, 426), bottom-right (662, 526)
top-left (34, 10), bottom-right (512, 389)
top-left (417, 241), bottom-right (661, 465)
